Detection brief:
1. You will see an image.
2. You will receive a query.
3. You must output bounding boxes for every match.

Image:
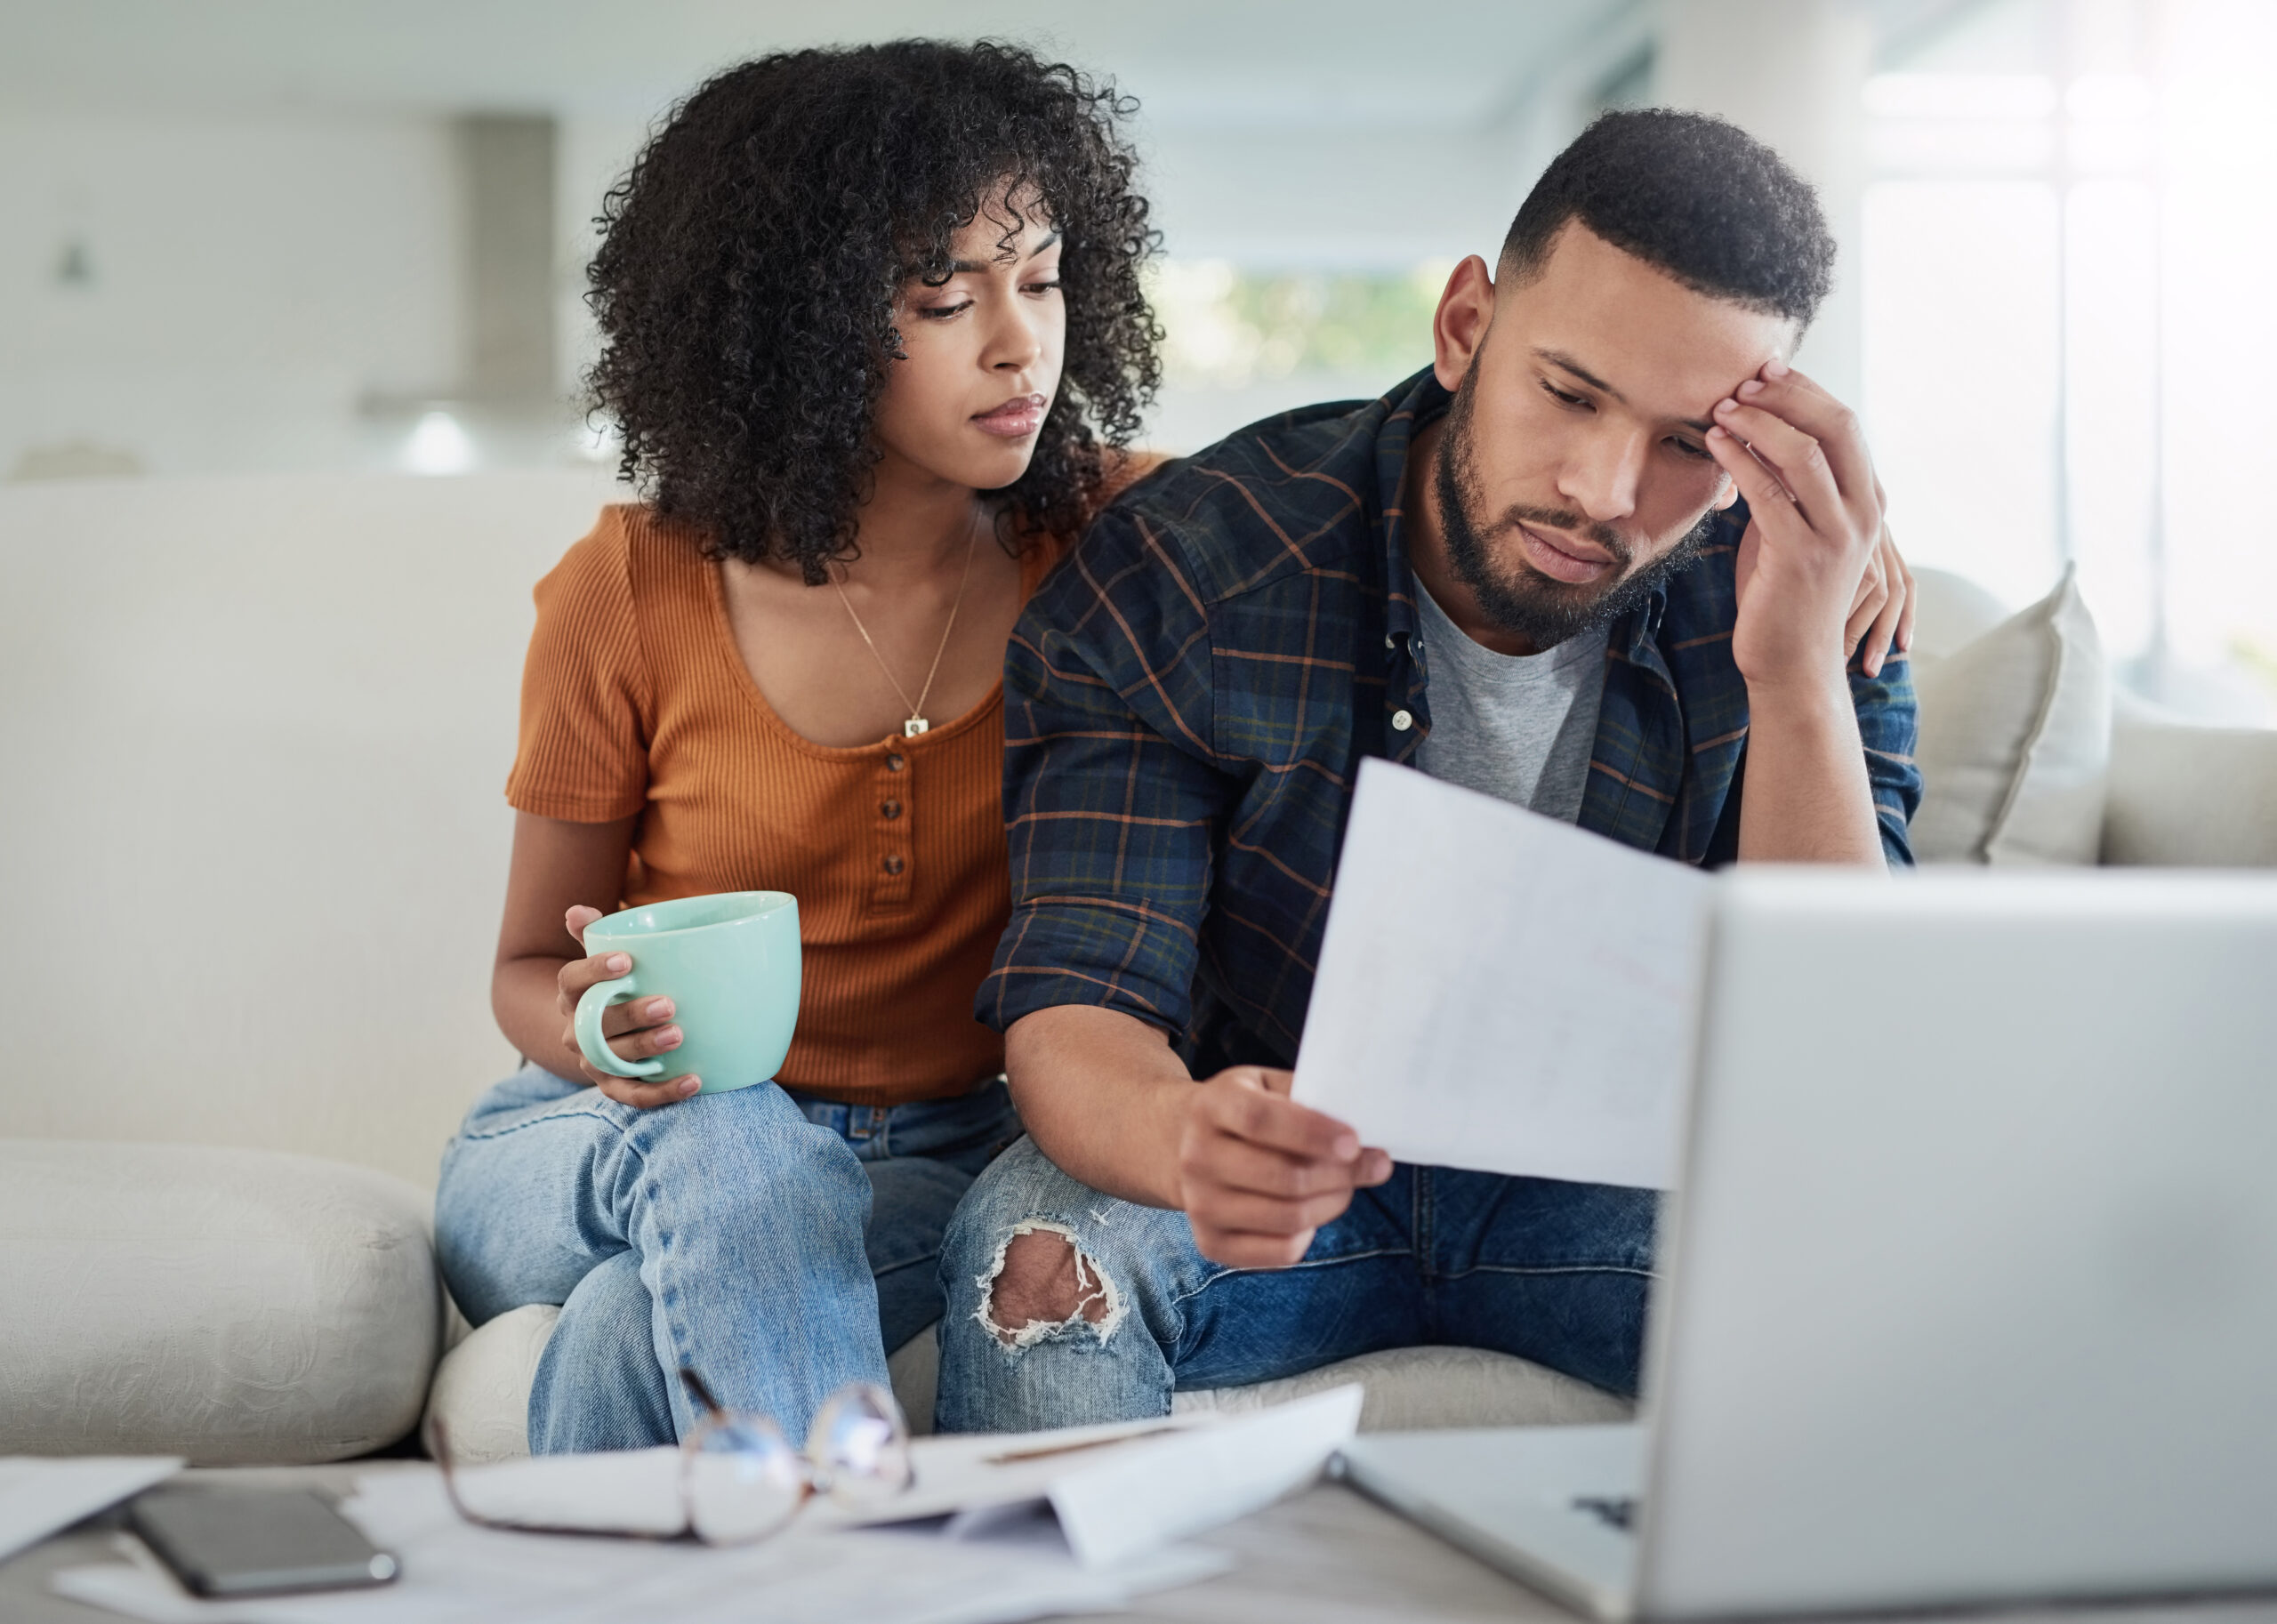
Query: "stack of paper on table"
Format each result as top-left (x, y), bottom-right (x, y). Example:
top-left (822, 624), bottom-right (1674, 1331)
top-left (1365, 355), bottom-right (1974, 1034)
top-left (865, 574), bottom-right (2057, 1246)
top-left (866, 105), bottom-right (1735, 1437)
top-left (55, 1476), bottom-right (1218, 1624)
top-left (51, 1387), bottom-right (1361, 1624)
top-left (810, 1383), bottom-right (1363, 1566)
top-left (0, 1457), bottom-right (181, 1563)
top-left (1293, 760), bottom-right (1709, 1191)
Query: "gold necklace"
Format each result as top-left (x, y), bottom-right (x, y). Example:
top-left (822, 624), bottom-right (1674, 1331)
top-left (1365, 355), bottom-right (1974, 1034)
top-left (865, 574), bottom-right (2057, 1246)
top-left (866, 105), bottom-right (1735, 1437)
top-left (830, 511), bottom-right (983, 739)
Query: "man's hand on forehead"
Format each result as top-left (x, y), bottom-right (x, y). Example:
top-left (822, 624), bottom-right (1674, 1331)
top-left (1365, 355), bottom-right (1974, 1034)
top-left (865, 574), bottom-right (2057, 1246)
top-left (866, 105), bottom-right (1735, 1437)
top-left (1707, 361), bottom-right (1912, 685)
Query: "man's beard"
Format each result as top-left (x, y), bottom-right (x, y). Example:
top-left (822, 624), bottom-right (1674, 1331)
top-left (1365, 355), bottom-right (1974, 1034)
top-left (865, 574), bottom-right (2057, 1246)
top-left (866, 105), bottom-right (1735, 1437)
top-left (1432, 370), bottom-right (1717, 650)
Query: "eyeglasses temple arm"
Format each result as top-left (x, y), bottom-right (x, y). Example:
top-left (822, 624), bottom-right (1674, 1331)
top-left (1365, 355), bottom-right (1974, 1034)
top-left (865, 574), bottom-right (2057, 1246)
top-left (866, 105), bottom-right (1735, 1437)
top-left (428, 1418), bottom-right (486, 1525)
top-left (678, 1367), bottom-right (728, 1420)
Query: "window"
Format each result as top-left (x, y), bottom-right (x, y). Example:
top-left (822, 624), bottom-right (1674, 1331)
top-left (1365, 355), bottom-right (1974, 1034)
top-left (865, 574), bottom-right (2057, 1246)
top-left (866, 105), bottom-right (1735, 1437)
top-left (1147, 261), bottom-right (1446, 454)
top-left (1861, 0), bottom-right (2277, 722)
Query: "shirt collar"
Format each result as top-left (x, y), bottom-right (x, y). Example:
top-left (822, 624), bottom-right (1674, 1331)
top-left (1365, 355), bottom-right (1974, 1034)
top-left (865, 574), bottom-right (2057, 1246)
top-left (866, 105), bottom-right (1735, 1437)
top-left (1372, 366), bottom-right (1446, 652)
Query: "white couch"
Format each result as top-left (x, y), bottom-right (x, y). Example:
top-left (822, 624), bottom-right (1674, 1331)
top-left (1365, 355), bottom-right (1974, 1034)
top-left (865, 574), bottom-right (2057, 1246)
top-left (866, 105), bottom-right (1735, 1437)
top-left (4, 470), bottom-right (2273, 1464)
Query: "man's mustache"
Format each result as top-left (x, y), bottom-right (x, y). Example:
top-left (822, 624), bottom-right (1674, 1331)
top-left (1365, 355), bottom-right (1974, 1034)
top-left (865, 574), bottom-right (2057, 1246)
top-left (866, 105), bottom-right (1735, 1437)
top-left (1485, 505), bottom-right (1636, 573)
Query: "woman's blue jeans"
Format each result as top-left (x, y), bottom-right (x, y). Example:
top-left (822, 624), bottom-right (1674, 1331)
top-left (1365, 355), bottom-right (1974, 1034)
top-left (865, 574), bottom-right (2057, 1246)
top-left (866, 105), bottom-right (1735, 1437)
top-left (434, 1065), bottom-right (1020, 1453)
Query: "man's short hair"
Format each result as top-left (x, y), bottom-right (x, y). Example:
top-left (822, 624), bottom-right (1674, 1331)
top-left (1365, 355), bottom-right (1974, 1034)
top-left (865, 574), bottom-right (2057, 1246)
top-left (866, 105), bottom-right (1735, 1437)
top-left (1500, 109), bottom-right (1834, 328)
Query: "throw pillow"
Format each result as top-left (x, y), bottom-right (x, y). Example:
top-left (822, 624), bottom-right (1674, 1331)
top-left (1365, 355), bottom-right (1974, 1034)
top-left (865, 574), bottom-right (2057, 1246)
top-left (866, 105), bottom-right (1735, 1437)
top-left (1909, 566), bottom-right (2111, 865)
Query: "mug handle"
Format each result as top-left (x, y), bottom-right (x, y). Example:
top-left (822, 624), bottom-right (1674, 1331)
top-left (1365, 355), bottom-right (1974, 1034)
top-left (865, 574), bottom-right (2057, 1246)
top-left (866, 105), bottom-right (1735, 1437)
top-left (574, 974), bottom-right (665, 1080)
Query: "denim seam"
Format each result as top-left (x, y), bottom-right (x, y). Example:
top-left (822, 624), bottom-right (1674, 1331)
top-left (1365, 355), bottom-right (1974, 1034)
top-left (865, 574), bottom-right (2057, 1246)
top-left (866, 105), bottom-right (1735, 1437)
top-left (1416, 1166), bottom-right (1438, 1276)
top-left (1439, 1262), bottom-right (1657, 1281)
top-left (1164, 1244), bottom-right (1413, 1313)
top-left (454, 1101), bottom-right (632, 1143)
top-left (1413, 1168), bottom-right (1437, 1334)
top-left (600, 1129), bottom-right (696, 1433)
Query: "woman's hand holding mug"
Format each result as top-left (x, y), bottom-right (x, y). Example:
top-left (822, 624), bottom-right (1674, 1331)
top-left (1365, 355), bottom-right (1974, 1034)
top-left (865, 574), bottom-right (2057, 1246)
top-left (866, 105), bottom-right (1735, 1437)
top-left (559, 892), bottom-right (801, 1110)
top-left (557, 904), bottom-right (700, 1107)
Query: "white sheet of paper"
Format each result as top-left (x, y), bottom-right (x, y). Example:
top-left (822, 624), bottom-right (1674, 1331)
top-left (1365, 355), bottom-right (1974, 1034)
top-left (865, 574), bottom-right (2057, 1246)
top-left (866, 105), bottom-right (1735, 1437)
top-left (0, 1455), bottom-right (181, 1563)
top-left (439, 1412), bottom-right (1227, 1545)
top-left (47, 1394), bottom-right (1357, 1622)
top-left (1292, 759), bottom-right (1708, 1190)
top-left (444, 1445), bottom-right (682, 1534)
top-left (821, 1385), bottom-right (1359, 1568)
top-left (51, 1465), bottom-right (1229, 1624)
top-left (1048, 1385), bottom-right (1362, 1567)
top-left (806, 1412), bottom-right (1213, 1532)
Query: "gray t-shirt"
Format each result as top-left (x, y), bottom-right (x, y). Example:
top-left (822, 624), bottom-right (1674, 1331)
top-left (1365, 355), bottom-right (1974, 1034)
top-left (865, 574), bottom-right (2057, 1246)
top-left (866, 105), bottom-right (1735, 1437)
top-left (1412, 579), bottom-right (1609, 824)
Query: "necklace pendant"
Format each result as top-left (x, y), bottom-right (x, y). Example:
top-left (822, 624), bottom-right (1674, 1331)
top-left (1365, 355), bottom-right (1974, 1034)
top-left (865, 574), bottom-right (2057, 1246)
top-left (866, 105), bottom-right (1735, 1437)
top-left (903, 717), bottom-right (929, 738)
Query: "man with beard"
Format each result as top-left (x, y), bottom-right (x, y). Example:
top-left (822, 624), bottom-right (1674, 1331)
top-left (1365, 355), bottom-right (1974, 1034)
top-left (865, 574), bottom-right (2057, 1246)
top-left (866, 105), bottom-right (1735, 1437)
top-left (934, 109), bottom-right (1920, 1432)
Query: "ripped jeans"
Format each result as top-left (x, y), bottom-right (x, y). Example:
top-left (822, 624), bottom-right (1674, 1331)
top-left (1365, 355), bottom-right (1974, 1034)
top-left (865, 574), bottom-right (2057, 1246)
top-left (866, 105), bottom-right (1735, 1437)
top-left (933, 1135), bottom-right (1657, 1434)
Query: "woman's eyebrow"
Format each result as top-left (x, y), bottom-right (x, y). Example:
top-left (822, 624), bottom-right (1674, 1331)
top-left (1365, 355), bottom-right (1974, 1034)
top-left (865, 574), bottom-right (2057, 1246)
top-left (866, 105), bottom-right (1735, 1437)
top-left (945, 229), bottom-right (1064, 275)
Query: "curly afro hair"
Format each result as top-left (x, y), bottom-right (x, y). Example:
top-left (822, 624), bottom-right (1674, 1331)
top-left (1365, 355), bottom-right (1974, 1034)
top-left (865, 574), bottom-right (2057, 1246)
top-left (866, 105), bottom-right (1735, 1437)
top-left (586, 39), bottom-right (1163, 583)
top-left (1501, 109), bottom-right (1834, 327)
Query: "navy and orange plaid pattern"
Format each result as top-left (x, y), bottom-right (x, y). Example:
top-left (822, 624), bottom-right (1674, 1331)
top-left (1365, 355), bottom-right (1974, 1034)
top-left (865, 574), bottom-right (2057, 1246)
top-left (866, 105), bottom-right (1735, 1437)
top-left (981, 368), bottom-right (1919, 1072)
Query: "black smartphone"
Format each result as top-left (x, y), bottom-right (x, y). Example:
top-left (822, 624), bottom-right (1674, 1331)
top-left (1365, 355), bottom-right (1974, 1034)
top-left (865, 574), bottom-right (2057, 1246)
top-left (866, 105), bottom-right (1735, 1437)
top-left (128, 1485), bottom-right (398, 1598)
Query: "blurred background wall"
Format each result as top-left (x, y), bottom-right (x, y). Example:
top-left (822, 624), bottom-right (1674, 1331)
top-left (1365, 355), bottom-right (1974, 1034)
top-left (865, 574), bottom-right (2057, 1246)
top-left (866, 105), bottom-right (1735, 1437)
top-left (4, 0), bottom-right (2272, 720)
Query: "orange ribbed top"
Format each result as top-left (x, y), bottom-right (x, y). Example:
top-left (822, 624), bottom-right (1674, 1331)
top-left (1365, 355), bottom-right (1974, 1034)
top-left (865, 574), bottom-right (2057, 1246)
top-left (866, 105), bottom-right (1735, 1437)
top-left (506, 504), bottom-right (1065, 1106)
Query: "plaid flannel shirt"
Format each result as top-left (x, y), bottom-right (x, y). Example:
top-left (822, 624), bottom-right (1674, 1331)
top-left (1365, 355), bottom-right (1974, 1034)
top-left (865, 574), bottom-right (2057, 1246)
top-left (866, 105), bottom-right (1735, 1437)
top-left (981, 367), bottom-right (1920, 1073)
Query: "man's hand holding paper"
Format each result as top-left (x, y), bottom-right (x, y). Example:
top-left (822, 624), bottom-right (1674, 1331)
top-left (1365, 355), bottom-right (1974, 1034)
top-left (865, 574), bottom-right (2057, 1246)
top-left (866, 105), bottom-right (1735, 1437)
top-left (1173, 1065), bottom-right (1393, 1267)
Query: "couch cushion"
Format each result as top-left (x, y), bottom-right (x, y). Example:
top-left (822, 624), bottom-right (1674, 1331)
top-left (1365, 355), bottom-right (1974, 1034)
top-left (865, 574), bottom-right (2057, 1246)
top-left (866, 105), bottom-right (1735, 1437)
top-left (1905, 567), bottom-right (2013, 666)
top-left (2104, 694), bottom-right (2277, 867)
top-left (0, 1140), bottom-right (440, 1464)
top-left (1171, 1345), bottom-right (1632, 1430)
top-left (423, 1304), bottom-right (559, 1463)
top-left (427, 1307), bottom-right (1629, 1463)
top-left (1911, 567), bottom-right (2111, 864)
top-left (0, 470), bottom-right (619, 1187)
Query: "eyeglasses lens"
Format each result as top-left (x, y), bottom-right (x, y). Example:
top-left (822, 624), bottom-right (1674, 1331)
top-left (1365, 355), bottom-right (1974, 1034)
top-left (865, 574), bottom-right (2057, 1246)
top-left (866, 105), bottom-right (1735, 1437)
top-left (684, 1412), bottom-right (808, 1544)
top-left (808, 1383), bottom-right (913, 1505)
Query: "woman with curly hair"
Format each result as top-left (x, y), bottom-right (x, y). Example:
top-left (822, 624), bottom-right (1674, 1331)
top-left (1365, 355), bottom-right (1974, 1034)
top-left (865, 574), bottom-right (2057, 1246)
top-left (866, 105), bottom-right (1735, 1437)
top-left (432, 39), bottom-right (1161, 1452)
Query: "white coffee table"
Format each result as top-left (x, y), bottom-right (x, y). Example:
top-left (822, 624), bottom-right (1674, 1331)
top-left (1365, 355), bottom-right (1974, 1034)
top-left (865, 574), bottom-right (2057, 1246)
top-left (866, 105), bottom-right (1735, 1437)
top-left (7, 1462), bottom-right (2273, 1624)
top-left (0, 1459), bottom-right (1554, 1624)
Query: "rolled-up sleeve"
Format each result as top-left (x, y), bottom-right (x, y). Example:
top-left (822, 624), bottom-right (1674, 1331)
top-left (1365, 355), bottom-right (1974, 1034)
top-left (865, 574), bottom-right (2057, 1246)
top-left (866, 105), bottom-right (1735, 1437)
top-left (979, 509), bottom-right (1232, 1037)
top-left (1852, 655), bottom-right (1923, 867)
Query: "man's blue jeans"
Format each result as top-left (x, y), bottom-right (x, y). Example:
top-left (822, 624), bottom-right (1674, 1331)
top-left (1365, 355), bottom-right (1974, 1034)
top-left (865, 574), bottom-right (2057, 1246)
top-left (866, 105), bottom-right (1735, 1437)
top-left (435, 1065), bottom-right (1019, 1452)
top-left (934, 1136), bottom-right (1657, 1433)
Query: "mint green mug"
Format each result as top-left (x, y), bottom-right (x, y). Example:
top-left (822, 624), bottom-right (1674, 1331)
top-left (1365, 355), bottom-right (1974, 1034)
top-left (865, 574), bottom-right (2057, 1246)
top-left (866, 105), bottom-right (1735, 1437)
top-left (574, 891), bottom-right (800, 1095)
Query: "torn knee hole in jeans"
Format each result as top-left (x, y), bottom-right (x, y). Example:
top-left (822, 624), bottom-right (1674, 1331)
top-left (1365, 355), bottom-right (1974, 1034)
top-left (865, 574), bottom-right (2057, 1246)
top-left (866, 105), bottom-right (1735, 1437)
top-left (973, 1219), bottom-right (1124, 1349)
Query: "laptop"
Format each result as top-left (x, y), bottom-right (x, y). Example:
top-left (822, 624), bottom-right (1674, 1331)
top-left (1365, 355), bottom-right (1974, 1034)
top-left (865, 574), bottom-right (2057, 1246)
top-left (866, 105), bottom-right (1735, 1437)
top-left (1341, 868), bottom-right (2277, 1620)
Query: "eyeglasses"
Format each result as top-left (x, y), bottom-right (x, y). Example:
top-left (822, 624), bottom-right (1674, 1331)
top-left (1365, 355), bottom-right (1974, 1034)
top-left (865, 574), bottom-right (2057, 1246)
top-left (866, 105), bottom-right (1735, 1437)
top-left (430, 1368), bottom-right (913, 1545)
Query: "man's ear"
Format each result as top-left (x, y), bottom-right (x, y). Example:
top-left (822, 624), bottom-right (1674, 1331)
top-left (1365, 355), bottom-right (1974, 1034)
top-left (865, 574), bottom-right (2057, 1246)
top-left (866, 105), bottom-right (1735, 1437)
top-left (1431, 255), bottom-right (1496, 394)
